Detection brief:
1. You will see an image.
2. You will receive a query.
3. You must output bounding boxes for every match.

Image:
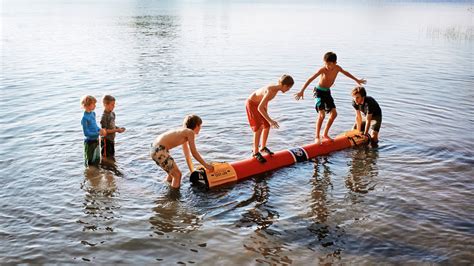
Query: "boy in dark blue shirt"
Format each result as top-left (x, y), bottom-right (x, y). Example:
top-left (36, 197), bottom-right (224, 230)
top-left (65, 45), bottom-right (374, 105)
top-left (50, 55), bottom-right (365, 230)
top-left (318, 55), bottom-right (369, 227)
top-left (351, 87), bottom-right (382, 144)
top-left (81, 95), bottom-right (106, 167)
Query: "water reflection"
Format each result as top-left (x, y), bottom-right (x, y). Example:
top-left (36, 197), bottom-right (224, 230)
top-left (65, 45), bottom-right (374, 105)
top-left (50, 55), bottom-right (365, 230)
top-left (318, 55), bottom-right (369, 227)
top-left (309, 157), bottom-right (336, 245)
top-left (149, 188), bottom-right (202, 236)
top-left (242, 230), bottom-right (293, 265)
top-left (79, 167), bottom-right (119, 237)
top-left (235, 177), bottom-right (278, 230)
top-left (237, 176), bottom-right (291, 264)
top-left (100, 158), bottom-right (123, 177)
top-left (306, 149), bottom-right (380, 262)
top-left (345, 147), bottom-right (379, 195)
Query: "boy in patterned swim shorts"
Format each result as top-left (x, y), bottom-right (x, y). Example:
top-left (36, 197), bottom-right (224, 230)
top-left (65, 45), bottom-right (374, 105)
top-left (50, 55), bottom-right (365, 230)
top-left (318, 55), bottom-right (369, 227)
top-left (151, 114), bottom-right (214, 189)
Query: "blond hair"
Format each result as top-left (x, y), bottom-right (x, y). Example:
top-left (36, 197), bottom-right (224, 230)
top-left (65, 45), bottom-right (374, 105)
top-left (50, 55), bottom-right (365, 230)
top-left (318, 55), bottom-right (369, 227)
top-left (80, 95), bottom-right (97, 108)
top-left (102, 95), bottom-right (116, 105)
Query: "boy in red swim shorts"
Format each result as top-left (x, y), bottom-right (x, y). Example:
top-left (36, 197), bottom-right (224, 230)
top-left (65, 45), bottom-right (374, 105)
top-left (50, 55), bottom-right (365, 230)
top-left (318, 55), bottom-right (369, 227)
top-left (246, 75), bottom-right (294, 163)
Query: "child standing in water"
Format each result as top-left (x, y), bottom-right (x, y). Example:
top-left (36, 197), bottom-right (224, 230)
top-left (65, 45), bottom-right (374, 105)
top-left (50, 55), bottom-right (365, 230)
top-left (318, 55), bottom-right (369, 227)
top-left (246, 74), bottom-right (294, 163)
top-left (151, 114), bottom-right (214, 189)
top-left (351, 86), bottom-right (382, 144)
top-left (294, 52), bottom-right (366, 144)
top-left (81, 95), bottom-right (106, 167)
top-left (100, 95), bottom-right (126, 160)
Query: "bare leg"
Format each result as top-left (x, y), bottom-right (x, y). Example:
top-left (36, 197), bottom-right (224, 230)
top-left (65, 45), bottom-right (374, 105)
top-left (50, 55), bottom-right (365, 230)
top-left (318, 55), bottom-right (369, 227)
top-left (315, 112), bottom-right (325, 144)
top-left (261, 127), bottom-right (270, 150)
top-left (253, 127), bottom-right (263, 154)
top-left (161, 160), bottom-right (180, 188)
top-left (169, 167), bottom-right (182, 189)
top-left (323, 108), bottom-right (337, 141)
top-left (371, 131), bottom-right (379, 143)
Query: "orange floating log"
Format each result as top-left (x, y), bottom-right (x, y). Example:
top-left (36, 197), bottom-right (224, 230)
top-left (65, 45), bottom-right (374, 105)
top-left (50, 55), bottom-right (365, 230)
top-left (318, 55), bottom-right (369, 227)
top-left (190, 130), bottom-right (368, 189)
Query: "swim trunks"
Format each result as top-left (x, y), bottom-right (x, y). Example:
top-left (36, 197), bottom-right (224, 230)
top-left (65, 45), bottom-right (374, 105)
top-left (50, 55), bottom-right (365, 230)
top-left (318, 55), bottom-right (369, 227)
top-left (84, 140), bottom-right (100, 167)
top-left (151, 145), bottom-right (176, 173)
top-left (353, 115), bottom-right (382, 132)
top-left (246, 99), bottom-right (270, 132)
top-left (314, 86), bottom-right (336, 113)
top-left (352, 96), bottom-right (382, 132)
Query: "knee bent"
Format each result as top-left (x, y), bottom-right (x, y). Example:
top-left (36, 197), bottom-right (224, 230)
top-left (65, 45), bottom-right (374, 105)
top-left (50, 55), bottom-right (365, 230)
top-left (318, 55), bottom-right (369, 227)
top-left (171, 169), bottom-right (182, 179)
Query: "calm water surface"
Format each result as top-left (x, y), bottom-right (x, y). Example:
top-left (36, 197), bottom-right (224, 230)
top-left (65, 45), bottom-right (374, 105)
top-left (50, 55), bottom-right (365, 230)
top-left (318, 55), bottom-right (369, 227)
top-left (1, 0), bottom-right (473, 264)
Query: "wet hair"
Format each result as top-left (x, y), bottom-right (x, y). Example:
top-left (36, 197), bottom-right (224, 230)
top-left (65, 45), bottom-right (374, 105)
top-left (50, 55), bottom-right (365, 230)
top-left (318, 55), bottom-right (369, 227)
top-left (183, 114), bottom-right (202, 129)
top-left (324, 52), bottom-right (337, 63)
top-left (279, 74), bottom-right (294, 87)
top-left (102, 95), bottom-right (116, 104)
top-left (351, 86), bottom-right (367, 97)
top-left (80, 95), bottom-right (97, 108)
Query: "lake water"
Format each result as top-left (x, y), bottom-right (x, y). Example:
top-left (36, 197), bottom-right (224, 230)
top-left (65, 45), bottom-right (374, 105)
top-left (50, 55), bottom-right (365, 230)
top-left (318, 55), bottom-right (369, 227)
top-left (1, 0), bottom-right (473, 264)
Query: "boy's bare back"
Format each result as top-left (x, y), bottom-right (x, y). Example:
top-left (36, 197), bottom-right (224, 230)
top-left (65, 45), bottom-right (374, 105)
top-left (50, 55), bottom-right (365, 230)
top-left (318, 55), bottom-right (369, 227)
top-left (153, 128), bottom-right (194, 150)
top-left (248, 85), bottom-right (279, 103)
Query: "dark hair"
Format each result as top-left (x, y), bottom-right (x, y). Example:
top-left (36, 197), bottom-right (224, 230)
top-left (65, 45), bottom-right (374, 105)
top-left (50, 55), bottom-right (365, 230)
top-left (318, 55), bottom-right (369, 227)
top-left (102, 95), bottom-right (116, 104)
top-left (324, 52), bottom-right (337, 63)
top-left (279, 74), bottom-right (294, 87)
top-left (183, 114), bottom-right (202, 129)
top-left (351, 86), bottom-right (366, 97)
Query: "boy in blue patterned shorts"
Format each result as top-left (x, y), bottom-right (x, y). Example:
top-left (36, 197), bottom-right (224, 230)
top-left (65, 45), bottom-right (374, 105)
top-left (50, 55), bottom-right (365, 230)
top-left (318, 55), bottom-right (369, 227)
top-left (294, 52), bottom-right (366, 144)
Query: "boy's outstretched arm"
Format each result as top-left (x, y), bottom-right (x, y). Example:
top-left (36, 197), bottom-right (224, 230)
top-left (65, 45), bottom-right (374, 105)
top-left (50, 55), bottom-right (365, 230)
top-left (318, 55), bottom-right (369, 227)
top-left (294, 69), bottom-right (322, 100)
top-left (186, 132), bottom-right (214, 171)
top-left (339, 66), bottom-right (366, 85)
top-left (182, 142), bottom-right (194, 172)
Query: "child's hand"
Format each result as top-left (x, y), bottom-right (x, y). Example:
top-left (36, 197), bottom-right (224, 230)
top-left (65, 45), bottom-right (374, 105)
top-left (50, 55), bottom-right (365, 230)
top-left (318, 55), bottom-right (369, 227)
top-left (205, 163), bottom-right (214, 172)
top-left (358, 79), bottom-right (367, 85)
top-left (99, 128), bottom-right (107, 136)
top-left (270, 120), bottom-right (280, 129)
top-left (118, 127), bottom-right (126, 133)
top-left (294, 91), bottom-right (304, 100)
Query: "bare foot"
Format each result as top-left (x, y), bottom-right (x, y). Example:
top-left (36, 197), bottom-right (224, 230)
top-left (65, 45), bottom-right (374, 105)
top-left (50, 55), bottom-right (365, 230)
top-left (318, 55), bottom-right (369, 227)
top-left (322, 136), bottom-right (334, 142)
top-left (315, 137), bottom-right (322, 145)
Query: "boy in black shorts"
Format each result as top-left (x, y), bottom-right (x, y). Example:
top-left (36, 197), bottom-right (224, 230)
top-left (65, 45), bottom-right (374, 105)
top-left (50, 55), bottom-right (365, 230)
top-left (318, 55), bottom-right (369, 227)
top-left (294, 52), bottom-right (366, 144)
top-left (351, 86), bottom-right (382, 144)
